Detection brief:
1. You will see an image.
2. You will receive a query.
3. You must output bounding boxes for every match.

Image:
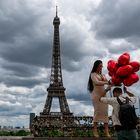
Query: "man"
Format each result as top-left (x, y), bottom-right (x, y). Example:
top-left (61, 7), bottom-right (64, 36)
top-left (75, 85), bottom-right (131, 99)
top-left (100, 86), bottom-right (138, 140)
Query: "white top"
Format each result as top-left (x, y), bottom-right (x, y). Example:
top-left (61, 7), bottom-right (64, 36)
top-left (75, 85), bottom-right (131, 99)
top-left (100, 95), bottom-right (137, 126)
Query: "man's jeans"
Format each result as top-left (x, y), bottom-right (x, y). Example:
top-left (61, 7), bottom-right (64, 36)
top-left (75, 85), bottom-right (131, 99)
top-left (116, 129), bottom-right (138, 140)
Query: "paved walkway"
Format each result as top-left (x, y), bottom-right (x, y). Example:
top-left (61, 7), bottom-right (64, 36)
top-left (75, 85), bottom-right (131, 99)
top-left (0, 137), bottom-right (140, 140)
top-left (22, 137), bottom-right (116, 140)
top-left (0, 137), bottom-right (117, 140)
top-left (0, 137), bottom-right (22, 140)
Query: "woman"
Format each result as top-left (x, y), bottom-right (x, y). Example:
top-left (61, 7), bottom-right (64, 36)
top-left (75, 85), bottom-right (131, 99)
top-left (88, 60), bottom-right (111, 137)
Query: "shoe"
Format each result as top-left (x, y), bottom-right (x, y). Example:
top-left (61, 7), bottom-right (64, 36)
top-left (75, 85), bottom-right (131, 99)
top-left (93, 131), bottom-right (99, 138)
top-left (93, 130), bottom-right (99, 138)
top-left (106, 134), bottom-right (111, 138)
top-left (94, 134), bottom-right (99, 138)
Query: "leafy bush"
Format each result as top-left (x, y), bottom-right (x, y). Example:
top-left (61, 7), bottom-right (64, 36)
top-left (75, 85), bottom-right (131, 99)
top-left (0, 130), bottom-right (30, 136)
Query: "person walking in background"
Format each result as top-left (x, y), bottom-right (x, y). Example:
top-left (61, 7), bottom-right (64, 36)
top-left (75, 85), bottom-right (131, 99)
top-left (100, 86), bottom-right (138, 140)
top-left (88, 60), bottom-right (112, 137)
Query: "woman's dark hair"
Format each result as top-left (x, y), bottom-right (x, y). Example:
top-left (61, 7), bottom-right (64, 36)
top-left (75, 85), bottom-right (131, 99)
top-left (87, 60), bottom-right (102, 93)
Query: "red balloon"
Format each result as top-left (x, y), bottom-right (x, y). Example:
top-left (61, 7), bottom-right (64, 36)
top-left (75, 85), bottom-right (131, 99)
top-left (118, 52), bottom-right (130, 66)
top-left (116, 65), bottom-right (133, 77)
top-left (108, 71), bottom-right (114, 77)
top-left (107, 60), bottom-right (118, 73)
top-left (130, 61), bottom-right (140, 72)
top-left (111, 75), bottom-right (122, 86)
top-left (123, 73), bottom-right (139, 86)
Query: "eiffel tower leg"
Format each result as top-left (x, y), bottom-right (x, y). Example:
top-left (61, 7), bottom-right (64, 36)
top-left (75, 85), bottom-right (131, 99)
top-left (63, 96), bottom-right (70, 113)
top-left (43, 96), bottom-right (52, 114)
top-left (59, 96), bottom-right (70, 114)
top-left (59, 97), bottom-right (64, 113)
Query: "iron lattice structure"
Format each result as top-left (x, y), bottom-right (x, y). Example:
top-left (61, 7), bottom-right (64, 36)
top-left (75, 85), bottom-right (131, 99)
top-left (40, 8), bottom-right (72, 116)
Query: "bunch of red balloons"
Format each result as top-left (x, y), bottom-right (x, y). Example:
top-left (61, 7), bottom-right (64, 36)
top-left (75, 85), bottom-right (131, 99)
top-left (107, 52), bottom-right (140, 86)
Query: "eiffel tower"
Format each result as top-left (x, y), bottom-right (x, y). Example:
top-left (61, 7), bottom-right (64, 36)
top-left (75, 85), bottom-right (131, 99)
top-left (30, 8), bottom-right (93, 137)
top-left (40, 7), bottom-right (72, 116)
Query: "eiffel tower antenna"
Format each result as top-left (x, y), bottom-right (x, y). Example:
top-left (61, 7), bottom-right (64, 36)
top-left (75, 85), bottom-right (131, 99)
top-left (56, 6), bottom-right (58, 17)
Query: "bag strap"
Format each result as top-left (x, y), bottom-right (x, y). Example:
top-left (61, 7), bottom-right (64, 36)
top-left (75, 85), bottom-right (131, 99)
top-left (125, 97), bottom-right (130, 104)
top-left (123, 96), bottom-right (132, 103)
top-left (117, 96), bottom-right (132, 104)
top-left (117, 97), bottom-right (123, 105)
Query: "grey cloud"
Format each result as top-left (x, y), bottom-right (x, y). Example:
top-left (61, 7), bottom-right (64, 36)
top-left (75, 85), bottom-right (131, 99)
top-left (0, 94), bottom-right (17, 104)
top-left (92, 0), bottom-right (140, 39)
top-left (1, 40), bottom-right (52, 67)
top-left (0, 106), bottom-right (32, 116)
top-left (0, 60), bottom-right (49, 88)
top-left (108, 41), bottom-right (136, 54)
top-left (127, 37), bottom-right (140, 48)
top-left (0, 0), bottom-right (53, 68)
top-left (0, 100), bottom-right (32, 116)
top-left (0, 0), bottom-right (54, 88)
top-left (2, 62), bottom-right (41, 77)
top-left (29, 89), bottom-right (46, 99)
top-left (62, 59), bottom-right (82, 72)
top-left (62, 40), bottom-right (83, 62)
top-left (0, 0), bottom-right (38, 43)
top-left (3, 76), bottom-right (47, 88)
top-left (0, 85), bottom-right (46, 117)
top-left (60, 22), bottom-right (89, 71)
top-left (68, 92), bottom-right (91, 106)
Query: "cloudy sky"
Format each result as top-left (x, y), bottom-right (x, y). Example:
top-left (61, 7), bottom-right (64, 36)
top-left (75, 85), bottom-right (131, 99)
top-left (0, 0), bottom-right (140, 128)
